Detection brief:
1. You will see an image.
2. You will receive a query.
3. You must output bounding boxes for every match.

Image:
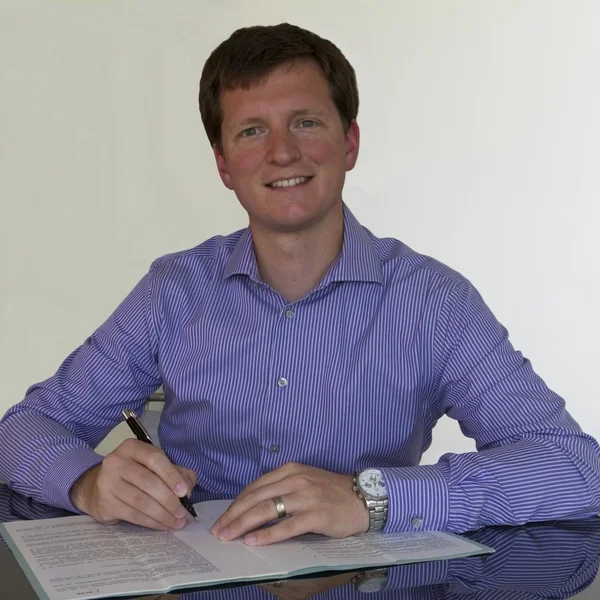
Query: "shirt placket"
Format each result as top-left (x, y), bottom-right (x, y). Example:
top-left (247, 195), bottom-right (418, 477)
top-left (261, 298), bottom-right (300, 473)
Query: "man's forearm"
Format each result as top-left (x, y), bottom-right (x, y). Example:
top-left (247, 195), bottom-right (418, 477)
top-left (381, 431), bottom-right (600, 534)
top-left (0, 405), bottom-right (103, 511)
top-left (443, 433), bottom-right (600, 533)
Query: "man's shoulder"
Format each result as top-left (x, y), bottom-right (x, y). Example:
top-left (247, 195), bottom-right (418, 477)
top-left (368, 230), bottom-right (469, 292)
top-left (147, 228), bottom-right (245, 283)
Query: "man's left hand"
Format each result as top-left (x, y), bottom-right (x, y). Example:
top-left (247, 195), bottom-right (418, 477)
top-left (210, 463), bottom-right (369, 546)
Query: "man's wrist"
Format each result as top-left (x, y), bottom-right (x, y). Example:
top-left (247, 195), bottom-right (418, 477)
top-left (352, 469), bottom-right (389, 532)
top-left (42, 446), bottom-right (104, 513)
top-left (69, 463), bottom-right (101, 514)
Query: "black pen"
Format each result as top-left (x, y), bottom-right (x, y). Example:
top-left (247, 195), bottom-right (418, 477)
top-left (122, 409), bottom-right (198, 521)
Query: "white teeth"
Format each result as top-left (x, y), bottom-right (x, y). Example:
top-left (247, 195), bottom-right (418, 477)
top-left (270, 177), bottom-right (308, 188)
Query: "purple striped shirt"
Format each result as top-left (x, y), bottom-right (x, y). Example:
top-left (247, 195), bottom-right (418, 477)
top-left (1, 205), bottom-right (599, 533)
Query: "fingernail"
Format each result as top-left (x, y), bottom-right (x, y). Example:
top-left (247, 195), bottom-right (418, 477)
top-left (210, 522), bottom-right (221, 535)
top-left (175, 482), bottom-right (188, 497)
top-left (245, 534), bottom-right (256, 545)
top-left (218, 527), bottom-right (231, 541)
top-left (175, 506), bottom-right (186, 519)
top-left (172, 518), bottom-right (186, 529)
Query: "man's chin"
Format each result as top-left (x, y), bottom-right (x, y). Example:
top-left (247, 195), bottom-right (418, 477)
top-left (251, 209), bottom-right (338, 235)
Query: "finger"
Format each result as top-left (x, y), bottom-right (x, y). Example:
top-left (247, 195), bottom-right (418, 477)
top-left (113, 476), bottom-right (189, 529)
top-left (107, 451), bottom-right (189, 520)
top-left (244, 514), bottom-right (314, 546)
top-left (108, 480), bottom-right (187, 530)
top-left (217, 493), bottom-right (299, 542)
top-left (175, 466), bottom-right (197, 495)
top-left (212, 485), bottom-right (280, 535)
top-left (120, 439), bottom-right (190, 499)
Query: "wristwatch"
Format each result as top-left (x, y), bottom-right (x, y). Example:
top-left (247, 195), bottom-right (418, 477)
top-left (352, 468), bottom-right (388, 532)
top-left (352, 568), bottom-right (389, 593)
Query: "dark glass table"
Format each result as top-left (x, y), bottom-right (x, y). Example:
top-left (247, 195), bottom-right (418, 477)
top-left (1, 482), bottom-right (599, 599)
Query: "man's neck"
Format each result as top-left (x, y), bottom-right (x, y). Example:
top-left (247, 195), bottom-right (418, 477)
top-left (251, 208), bottom-right (344, 303)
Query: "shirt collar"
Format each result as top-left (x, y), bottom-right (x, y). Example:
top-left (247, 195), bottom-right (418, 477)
top-left (222, 227), bottom-right (261, 282)
top-left (222, 203), bottom-right (383, 285)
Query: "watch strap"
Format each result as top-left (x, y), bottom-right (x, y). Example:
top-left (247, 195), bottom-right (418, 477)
top-left (366, 497), bottom-right (387, 532)
top-left (352, 472), bottom-right (389, 532)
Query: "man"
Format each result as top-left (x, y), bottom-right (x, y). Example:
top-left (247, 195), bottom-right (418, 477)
top-left (1, 23), bottom-right (599, 547)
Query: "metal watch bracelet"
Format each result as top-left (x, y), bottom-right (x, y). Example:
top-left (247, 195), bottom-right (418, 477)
top-left (367, 498), bottom-right (387, 532)
top-left (352, 474), bottom-right (388, 532)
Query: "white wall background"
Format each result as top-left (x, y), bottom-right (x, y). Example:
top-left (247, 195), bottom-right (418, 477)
top-left (1, 0), bottom-right (598, 465)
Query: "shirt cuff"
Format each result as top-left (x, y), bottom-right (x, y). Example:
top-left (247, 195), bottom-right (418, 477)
top-left (381, 464), bottom-right (450, 533)
top-left (42, 448), bottom-right (104, 513)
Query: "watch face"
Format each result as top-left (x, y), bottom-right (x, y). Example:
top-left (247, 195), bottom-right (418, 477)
top-left (358, 468), bottom-right (388, 498)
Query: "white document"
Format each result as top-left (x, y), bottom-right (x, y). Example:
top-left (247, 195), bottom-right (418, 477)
top-left (0, 499), bottom-right (493, 600)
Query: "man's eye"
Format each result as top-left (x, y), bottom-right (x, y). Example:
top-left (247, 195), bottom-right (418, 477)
top-left (300, 119), bottom-right (316, 128)
top-left (241, 127), bottom-right (258, 137)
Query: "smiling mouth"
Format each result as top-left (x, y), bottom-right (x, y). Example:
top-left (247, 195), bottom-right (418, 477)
top-left (266, 176), bottom-right (313, 189)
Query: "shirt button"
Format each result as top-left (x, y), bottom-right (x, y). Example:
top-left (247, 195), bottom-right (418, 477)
top-left (411, 517), bottom-right (423, 529)
top-left (269, 444), bottom-right (280, 454)
top-left (277, 377), bottom-right (288, 387)
top-left (285, 309), bottom-right (295, 319)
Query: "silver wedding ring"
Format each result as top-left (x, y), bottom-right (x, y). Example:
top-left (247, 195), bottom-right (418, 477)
top-left (273, 496), bottom-right (286, 519)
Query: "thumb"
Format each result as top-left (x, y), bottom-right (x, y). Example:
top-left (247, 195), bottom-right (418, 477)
top-left (175, 466), bottom-right (197, 494)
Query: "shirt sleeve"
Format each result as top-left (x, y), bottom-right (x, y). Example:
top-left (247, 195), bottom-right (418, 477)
top-left (382, 279), bottom-right (600, 534)
top-left (0, 268), bottom-right (162, 512)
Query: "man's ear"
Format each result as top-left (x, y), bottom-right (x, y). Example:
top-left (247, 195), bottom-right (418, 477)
top-left (213, 144), bottom-right (234, 190)
top-left (345, 120), bottom-right (360, 172)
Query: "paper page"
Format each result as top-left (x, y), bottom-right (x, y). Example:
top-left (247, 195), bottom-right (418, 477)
top-left (169, 513), bottom-right (285, 584)
top-left (359, 530), bottom-right (489, 562)
top-left (181, 499), bottom-right (284, 574)
top-left (1, 514), bottom-right (275, 600)
top-left (249, 529), bottom-right (493, 573)
top-left (192, 499), bottom-right (233, 526)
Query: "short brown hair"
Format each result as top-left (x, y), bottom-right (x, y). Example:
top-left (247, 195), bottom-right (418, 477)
top-left (199, 23), bottom-right (359, 152)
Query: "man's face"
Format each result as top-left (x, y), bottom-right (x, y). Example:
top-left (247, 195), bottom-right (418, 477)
top-left (214, 59), bottom-right (359, 234)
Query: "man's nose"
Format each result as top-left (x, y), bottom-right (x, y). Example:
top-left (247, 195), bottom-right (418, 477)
top-left (266, 129), bottom-right (301, 165)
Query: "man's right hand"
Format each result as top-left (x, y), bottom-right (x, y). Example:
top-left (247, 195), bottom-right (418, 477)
top-left (69, 439), bottom-right (197, 530)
